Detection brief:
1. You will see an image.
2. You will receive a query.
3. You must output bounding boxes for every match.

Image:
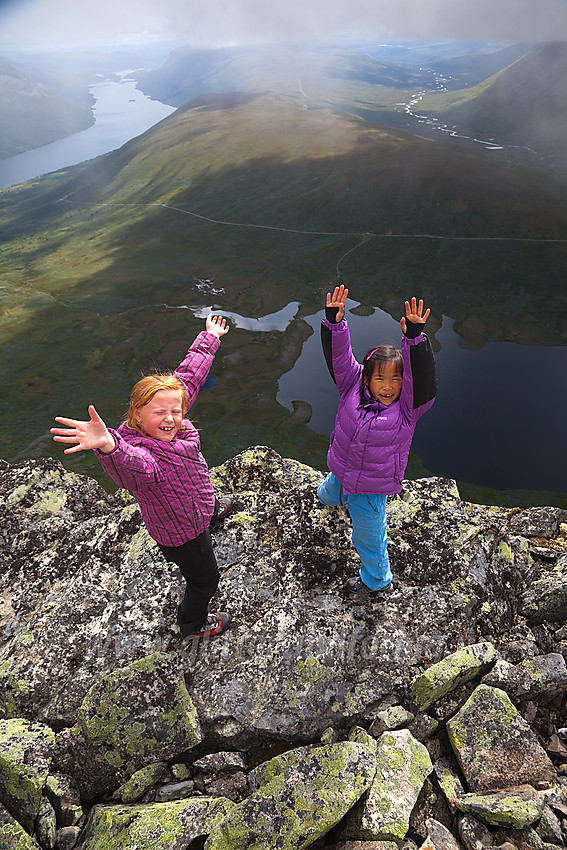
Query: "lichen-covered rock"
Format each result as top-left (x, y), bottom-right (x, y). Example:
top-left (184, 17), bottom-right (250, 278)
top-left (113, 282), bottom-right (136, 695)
top-left (35, 798), bottom-right (56, 849)
top-left (483, 653), bottom-right (567, 701)
top-left (205, 741), bottom-right (376, 849)
top-left (0, 449), bottom-right (559, 753)
top-left (521, 554), bottom-right (567, 624)
top-left (0, 718), bottom-right (55, 833)
top-left (446, 685), bottom-right (556, 792)
top-left (54, 825), bottom-right (81, 850)
top-left (44, 773), bottom-right (82, 827)
top-left (509, 507), bottom-right (567, 539)
top-left (457, 812), bottom-right (495, 850)
top-left (342, 729), bottom-right (433, 841)
top-left (52, 653), bottom-right (202, 801)
top-left (192, 751), bottom-right (248, 774)
top-left (455, 787), bottom-right (545, 829)
top-left (410, 643), bottom-right (496, 711)
top-left (113, 761), bottom-right (170, 804)
top-left (0, 802), bottom-right (41, 849)
top-left (536, 804), bottom-right (564, 844)
top-left (433, 758), bottom-right (465, 812)
top-left (421, 818), bottom-right (464, 850)
top-left (80, 797), bottom-right (235, 849)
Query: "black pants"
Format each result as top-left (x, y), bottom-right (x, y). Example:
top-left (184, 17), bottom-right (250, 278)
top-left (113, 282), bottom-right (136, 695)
top-left (158, 528), bottom-right (219, 634)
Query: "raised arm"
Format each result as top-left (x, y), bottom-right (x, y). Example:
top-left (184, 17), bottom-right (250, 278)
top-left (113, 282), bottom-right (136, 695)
top-left (326, 284), bottom-right (349, 324)
top-left (51, 405), bottom-right (115, 454)
top-left (400, 297), bottom-right (430, 338)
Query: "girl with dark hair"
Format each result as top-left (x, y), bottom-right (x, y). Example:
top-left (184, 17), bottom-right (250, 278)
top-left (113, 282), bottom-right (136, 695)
top-left (319, 285), bottom-right (436, 597)
top-left (51, 313), bottom-right (233, 640)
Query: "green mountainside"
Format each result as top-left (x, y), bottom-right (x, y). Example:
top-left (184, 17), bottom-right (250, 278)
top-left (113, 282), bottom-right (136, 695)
top-left (420, 42), bottom-right (567, 156)
top-left (1, 89), bottom-right (567, 481)
top-left (431, 42), bottom-right (531, 88)
top-left (0, 56), bottom-right (94, 159)
top-left (1, 42), bottom-right (567, 495)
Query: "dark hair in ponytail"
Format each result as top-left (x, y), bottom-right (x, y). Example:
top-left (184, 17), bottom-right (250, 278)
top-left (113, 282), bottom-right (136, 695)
top-left (360, 345), bottom-right (403, 405)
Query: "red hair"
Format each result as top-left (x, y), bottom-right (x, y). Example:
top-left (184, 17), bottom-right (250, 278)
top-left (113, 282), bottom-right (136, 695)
top-left (125, 374), bottom-right (188, 433)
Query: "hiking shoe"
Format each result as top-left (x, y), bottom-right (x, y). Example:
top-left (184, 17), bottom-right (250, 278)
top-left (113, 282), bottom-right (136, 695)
top-left (181, 611), bottom-right (232, 640)
top-left (345, 576), bottom-right (393, 597)
top-left (211, 496), bottom-right (233, 525)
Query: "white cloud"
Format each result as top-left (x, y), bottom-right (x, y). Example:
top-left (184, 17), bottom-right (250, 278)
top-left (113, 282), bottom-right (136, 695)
top-left (1, 0), bottom-right (567, 50)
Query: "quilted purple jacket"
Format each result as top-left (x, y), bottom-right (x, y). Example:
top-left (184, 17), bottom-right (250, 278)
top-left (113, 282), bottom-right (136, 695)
top-left (321, 317), bottom-right (436, 495)
top-left (94, 331), bottom-right (219, 546)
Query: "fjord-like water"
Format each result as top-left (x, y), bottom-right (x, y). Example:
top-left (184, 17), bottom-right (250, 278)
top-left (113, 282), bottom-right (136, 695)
top-left (0, 75), bottom-right (175, 190)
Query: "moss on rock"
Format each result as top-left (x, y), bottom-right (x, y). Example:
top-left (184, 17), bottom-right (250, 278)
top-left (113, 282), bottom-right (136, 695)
top-left (410, 642), bottom-right (496, 711)
top-left (81, 797), bottom-right (235, 849)
top-left (206, 741), bottom-right (376, 849)
top-left (0, 719), bottom-right (55, 833)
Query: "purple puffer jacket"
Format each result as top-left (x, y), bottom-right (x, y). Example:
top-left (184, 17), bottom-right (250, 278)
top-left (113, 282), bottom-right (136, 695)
top-left (94, 331), bottom-right (219, 546)
top-left (322, 317), bottom-right (436, 495)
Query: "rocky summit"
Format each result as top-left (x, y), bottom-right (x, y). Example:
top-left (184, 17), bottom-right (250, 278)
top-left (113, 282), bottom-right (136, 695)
top-left (1, 446), bottom-right (567, 849)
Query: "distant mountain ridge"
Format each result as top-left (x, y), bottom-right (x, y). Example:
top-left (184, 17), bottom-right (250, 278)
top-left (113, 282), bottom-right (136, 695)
top-left (136, 44), bottom-right (435, 109)
top-left (420, 42), bottom-right (567, 156)
top-left (0, 56), bottom-right (94, 159)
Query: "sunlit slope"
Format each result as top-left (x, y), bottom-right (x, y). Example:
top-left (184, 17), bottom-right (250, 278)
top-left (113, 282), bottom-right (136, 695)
top-left (0, 56), bottom-right (94, 159)
top-left (1, 91), bottom-right (566, 336)
top-left (420, 42), bottom-right (567, 156)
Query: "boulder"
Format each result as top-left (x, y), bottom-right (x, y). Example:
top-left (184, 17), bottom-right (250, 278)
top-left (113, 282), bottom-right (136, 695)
top-left (410, 642), bottom-right (496, 711)
top-left (0, 802), bottom-right (41, 849)
top-left (455, 786), bottom-right (545, 829)
top-left (80, 797), bottom-right (235, 850)
top-left (521, 554), bottom-right (567, 624)
top-left (421, 818), bottom-right (464, 850)
top-left (0, 718), bottom-right (55, 833)
top-left (205, 741), bottom-right (376, 849)
top-left (52, 653), bottom-right (202, 801)
top-left (341, 729), bottom-right (433, 841)
top-left (446, 685), bottom-right (556, 792)
top-left (112, 762), bottom-right (171, 804)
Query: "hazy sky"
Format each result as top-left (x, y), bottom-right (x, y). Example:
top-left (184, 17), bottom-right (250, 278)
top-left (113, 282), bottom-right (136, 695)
top-left (1, 0), bottom-right (567, 50)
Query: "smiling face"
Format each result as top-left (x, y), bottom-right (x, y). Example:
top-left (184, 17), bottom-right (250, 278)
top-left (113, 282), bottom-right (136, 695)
top-left (135, 389), bottom-right (184, 442)
top-left (366, 360), bottom-right (403, 406)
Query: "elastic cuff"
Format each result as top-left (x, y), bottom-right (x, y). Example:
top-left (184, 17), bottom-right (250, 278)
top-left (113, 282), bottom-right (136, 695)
top-left (404, 318), bottom-right (425, 339)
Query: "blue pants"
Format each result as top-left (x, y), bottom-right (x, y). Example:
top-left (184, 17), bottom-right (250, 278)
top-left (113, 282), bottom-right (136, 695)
top-left (318, 472), bottom-right (392, 590)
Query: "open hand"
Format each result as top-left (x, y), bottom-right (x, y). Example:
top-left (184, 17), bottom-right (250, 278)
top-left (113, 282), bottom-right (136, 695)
top-left (400, 297), bottom-right (430, 334)
top-left (326, 284), bottom-right (349, 323)
top-left (206, 313), bottom-right (230, 337)
top-left (51, 405), bottom-right (115, 454)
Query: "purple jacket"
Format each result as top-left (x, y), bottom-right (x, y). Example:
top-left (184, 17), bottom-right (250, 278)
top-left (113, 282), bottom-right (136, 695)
top-left (94, 331), bottom-right (220, 546)
top-left (322, 317), bottom-right (436, 495)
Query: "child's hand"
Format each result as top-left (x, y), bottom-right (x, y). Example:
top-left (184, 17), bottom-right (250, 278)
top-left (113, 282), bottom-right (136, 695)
top-left (206, 313), bottom-right (230, 337)
top-left (326, 284), bottom-right (349, 323)
top-left (51, 405), bottom-right (115, 454)
top-left (400, 297), bottom-right (430, 334)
